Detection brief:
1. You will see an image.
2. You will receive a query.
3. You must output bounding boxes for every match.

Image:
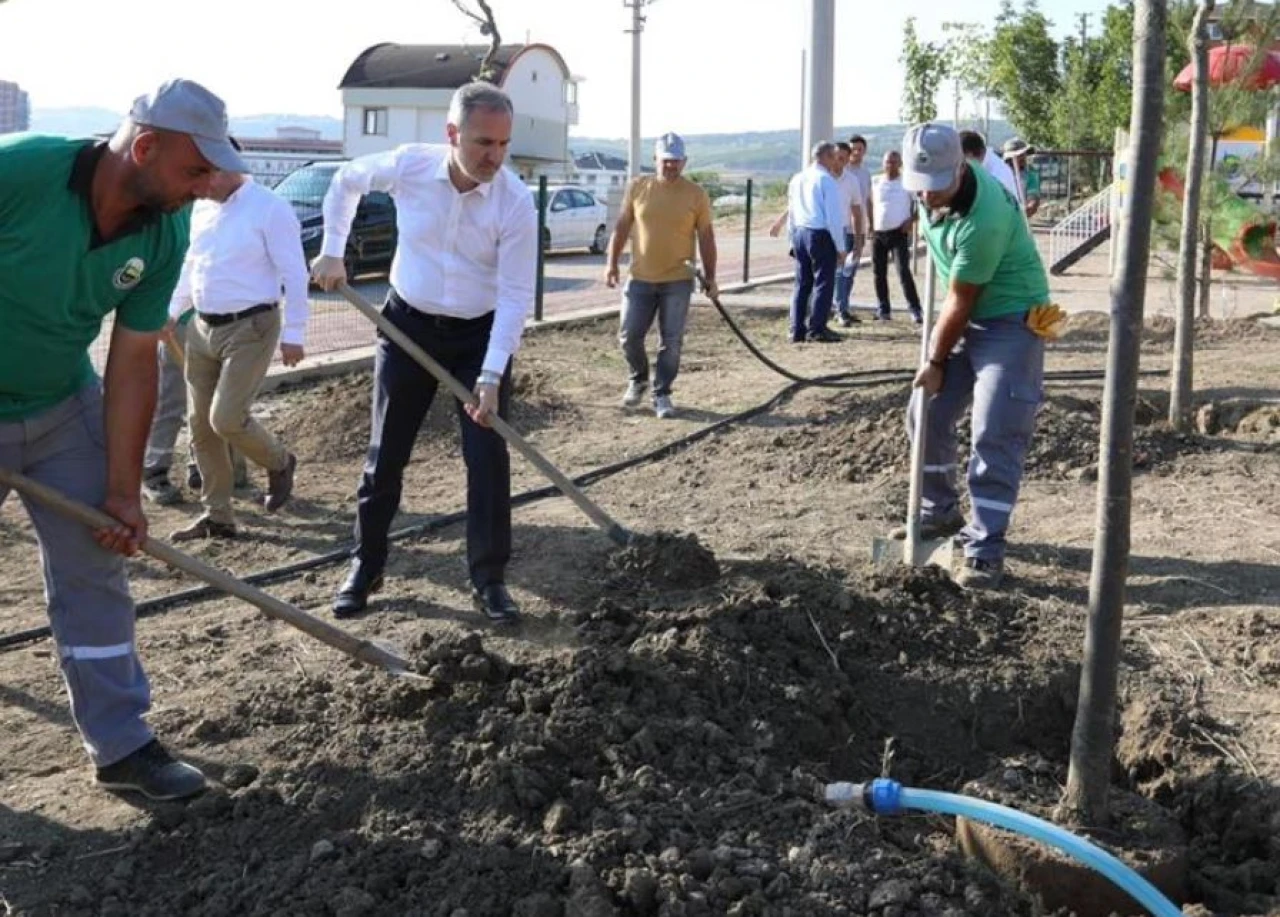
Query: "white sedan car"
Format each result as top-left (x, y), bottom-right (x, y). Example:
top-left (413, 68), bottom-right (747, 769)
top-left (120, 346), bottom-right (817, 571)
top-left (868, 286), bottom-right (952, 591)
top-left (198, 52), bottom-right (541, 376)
top-left (534, 185), bottom-right (610, 254)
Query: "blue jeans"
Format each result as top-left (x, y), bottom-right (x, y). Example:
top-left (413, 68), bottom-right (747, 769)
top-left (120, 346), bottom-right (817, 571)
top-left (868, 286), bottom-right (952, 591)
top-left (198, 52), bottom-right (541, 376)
top-left (0, 386), bottom-right (153, 766)
top-left (835, 231), bottom-right (857, 318)
top-left (619, 278), bottom-right (694, 397)
top-left (354, 292), bottom-right (512, 588)
top-left (906, 313), bottom-right (1045, 561)
top-left (789, 227), bottom-right (837, 340)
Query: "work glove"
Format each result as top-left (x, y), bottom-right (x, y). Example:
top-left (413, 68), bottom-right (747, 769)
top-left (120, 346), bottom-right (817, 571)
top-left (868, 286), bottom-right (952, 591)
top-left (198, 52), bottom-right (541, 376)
top-left (1026, 303), bottom-right (1066, 341)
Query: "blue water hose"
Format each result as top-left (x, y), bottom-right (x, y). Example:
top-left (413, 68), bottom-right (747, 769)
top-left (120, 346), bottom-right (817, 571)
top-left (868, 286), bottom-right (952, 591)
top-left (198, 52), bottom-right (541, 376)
top-left (825, 778), bottom-right (1182, 917)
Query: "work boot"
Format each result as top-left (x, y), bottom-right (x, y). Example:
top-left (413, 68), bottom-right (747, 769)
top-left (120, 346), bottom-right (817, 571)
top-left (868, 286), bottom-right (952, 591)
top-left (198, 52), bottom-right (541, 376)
top-left (621, 380), bottom-right (649, 407)
top-left (95, 739), bottom-right (206, 801)
top-left (653, 394), bottom-right (676, 419)
top-left (264, 452), bottom-right (297, 512)
top-left (142, 472), bottom-right (181, 507)
top-left (170, 516), bottom-right (238, 542)
top-left (889, 511), bottom-right (965, 541)
top-left (955, 557), bottom-right (1005, 590)
top-left (333, 561), bottom-right (384, 619)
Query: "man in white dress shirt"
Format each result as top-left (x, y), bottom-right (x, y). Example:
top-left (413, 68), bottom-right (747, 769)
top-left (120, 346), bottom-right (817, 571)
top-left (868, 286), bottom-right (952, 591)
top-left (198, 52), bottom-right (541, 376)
top-left (959, 130), bottom-right (1020, 201)
top-left (310, 82), bottom-right (538, 625)
top-left (170, 151), bottom-right (309, 541)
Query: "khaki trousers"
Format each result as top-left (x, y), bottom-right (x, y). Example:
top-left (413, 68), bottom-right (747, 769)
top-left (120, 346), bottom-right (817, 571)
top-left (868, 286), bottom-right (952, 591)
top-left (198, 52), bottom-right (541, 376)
top-left (185, 308), bottom-right (289, 524)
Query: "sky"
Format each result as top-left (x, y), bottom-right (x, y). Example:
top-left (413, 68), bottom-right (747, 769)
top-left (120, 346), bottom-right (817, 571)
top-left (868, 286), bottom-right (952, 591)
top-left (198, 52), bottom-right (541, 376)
top-left (0, 0), bottom-right (1113, 138)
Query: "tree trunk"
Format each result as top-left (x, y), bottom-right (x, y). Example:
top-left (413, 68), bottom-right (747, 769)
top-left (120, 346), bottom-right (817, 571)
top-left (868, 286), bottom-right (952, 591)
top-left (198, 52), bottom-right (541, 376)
top-left (1061, 0), bottom-right (1166, 828)
top-left (1171, 0), bottom-right (1215, 430)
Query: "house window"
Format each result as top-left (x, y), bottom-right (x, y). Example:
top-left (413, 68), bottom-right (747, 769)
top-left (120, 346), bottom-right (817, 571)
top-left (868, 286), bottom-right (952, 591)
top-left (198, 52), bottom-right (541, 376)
top-left (362, 107), bottom-right (388, 136)
top-left (564, 82), bottom-right (578, 105)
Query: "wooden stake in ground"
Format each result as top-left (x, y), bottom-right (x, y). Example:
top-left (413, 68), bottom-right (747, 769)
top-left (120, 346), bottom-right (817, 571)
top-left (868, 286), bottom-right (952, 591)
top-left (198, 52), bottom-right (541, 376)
top-left (1062, 0), bottom-right (1167, 826)
top-left (1171, 0), bottom-right (1215, 430)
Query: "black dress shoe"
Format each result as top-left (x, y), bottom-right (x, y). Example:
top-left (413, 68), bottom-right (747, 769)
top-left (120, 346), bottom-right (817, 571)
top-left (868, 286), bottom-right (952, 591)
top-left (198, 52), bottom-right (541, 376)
top-left (472, 583), bottom-right (522, 625)
top-left (333, 563), bottom-right (383, 619)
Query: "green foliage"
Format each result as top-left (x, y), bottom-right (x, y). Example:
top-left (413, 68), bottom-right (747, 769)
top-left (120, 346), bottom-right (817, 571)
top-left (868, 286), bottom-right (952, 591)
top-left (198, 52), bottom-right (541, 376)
top-left (988, 0), bottom-right (1062, 145)
top-left (900, 17), bottom-right (949, 124)
top-left (941, 22), bottom-right (996, 129)
top-left (686, 170), bottom-right (727, 199)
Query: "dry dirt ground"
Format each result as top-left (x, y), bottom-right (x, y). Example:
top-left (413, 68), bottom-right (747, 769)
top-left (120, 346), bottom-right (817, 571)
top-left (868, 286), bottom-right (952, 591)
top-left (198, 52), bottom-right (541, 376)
top-left (2, 292), bottom-right (1279, 917)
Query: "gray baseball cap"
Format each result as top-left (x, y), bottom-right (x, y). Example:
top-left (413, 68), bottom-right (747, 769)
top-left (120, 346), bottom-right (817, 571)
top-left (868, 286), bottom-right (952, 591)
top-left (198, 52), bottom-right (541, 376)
top-left (128, 79), bottom-right (247, 173)
top-left (654, 131), bottom-right (686, 160)
top-left (901, 122), bottom-right (963, 193)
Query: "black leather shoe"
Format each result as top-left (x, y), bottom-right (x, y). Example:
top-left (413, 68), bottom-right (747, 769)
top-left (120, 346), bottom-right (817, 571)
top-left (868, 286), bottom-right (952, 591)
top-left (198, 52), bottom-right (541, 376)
top-left (472, 583), bottom-right (522, 625)
top-left (333, 563), bottom-right (383, 619)
top-left (95, 740), bottom-right (206, 801)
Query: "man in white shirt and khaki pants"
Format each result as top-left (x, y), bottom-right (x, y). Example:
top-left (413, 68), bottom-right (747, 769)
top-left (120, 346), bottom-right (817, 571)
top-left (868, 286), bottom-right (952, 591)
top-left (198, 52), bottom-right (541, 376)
top-left (311, 82), bottom-right (538, 625)
top-left (170, 159), bottom-right (309, 541)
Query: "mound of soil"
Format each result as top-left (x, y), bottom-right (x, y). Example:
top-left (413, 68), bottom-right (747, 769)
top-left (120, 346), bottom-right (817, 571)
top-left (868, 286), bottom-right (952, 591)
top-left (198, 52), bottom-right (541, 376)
top-left (265, 367), bottom-right (578, 462)
top-left (736, 388), bottom-right (1215, 488)
top-left (606, 531), bottom-right (722, 590)
top-left (30, 560), bottom-right (1103, 917)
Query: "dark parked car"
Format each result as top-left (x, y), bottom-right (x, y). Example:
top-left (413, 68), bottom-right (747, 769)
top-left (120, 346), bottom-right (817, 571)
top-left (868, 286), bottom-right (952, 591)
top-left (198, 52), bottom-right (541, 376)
top-left (275, 161), bottom-right (397, 282)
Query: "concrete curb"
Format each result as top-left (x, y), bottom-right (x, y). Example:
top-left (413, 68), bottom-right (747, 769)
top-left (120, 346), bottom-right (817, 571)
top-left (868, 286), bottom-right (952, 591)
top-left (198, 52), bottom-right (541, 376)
top-left (259, 272), bottom-right (797, 394)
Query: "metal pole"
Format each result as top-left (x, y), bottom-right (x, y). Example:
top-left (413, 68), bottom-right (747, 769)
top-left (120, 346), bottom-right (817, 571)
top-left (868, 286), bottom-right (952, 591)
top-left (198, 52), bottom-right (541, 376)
top-left (903, 254), bottom-right (937, 566)
top-left (801, 0), bottom-right (835, 160)
top-left (743, 178), bottom-right (753, 284)
top-left (625, 0), bottom-right (646, 178)
top-left (534, 175), bottom-right (547, 321)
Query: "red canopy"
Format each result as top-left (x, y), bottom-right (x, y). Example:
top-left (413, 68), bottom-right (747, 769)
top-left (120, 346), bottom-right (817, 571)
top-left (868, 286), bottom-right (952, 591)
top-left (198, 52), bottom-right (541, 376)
top-left (1173, 44), bottom-right (1280, 91)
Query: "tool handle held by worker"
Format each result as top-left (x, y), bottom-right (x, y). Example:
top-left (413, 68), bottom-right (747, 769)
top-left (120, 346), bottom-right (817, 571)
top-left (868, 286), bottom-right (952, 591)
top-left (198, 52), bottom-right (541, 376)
top-left (0, 466), bottom-right (418, 677)
top-left (335, 283), bottom-right (632, 547)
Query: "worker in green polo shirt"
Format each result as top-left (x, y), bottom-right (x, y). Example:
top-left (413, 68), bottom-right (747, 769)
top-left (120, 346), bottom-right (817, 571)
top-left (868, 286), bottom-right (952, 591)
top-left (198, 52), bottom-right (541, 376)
top-left (0, 78), bottom-right (245, 799)
top-left (896, 122), bottom-right (1051, 590)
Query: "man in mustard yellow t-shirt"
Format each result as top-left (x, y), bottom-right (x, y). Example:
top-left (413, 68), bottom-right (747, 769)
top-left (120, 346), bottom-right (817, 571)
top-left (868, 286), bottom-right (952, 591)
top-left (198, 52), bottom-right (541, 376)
top-left (605, 132), bottom-right (717, 419)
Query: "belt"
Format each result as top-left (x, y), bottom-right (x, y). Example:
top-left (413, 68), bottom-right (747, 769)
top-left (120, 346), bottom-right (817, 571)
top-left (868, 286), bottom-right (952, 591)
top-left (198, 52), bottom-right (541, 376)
top-left (389, 291), bottom-right (492, 328)
top-left (198, 303), bottom-right (277, 327)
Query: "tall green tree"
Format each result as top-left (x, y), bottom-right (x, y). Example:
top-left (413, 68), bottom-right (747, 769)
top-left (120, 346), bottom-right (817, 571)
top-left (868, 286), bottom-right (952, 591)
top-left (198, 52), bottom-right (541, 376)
top-left (988, 0), bottom-right (1062, 144)
top-left (941, 22), bottom-right (996, 133)
top-left (900, 17), bottom-right (948, 124)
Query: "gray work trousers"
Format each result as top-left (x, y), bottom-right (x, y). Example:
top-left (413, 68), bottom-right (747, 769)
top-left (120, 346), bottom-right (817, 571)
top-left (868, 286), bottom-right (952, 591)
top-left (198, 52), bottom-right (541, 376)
top-left (907, 312), bottom-right (1045, 561)
top-left (0, 386), bottom-right (153, 767)
top-left (619, 278), bottom-right (694, 397)
top-left (143, 319), bottom-right (189, 476)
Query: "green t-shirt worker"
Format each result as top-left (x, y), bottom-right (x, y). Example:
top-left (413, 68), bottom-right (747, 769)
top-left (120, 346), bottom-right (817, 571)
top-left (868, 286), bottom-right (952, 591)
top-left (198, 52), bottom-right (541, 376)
top-left (898, 122), bottom-right (1051, 590)
top-left (0, 78), bottom-right (245, 799)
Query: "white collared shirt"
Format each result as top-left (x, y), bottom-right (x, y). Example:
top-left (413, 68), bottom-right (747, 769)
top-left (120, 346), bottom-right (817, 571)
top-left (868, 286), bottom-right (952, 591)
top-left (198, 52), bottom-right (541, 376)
top-left (786, 164), bottom-right (846, 245)
top-left (834, 169), bottom-right (864, 234)
top-left (169, 179), bottom-right (310, 346)
top-left (982, 149), bottom-right (1021, 199)
top-left (872, 173), bottom-right (915, 232)
top-left (320, 144), bottom-right (538, 375)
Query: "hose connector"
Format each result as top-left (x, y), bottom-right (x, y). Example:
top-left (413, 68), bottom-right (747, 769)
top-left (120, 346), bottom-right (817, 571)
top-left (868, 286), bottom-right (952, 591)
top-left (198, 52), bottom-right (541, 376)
top-left (823, 778), bottom-right (904, 815)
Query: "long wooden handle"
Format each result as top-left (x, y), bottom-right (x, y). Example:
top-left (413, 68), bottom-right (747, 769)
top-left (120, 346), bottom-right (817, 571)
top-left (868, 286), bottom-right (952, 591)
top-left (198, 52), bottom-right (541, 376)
top-left (0, 467), bottom-right (416, 676)
top-left (162, 332), bottom-right (185, 368)
top-left (337, 283), bottom-right (632, 547)
top-left (903, 254), bottom-right (937, 565)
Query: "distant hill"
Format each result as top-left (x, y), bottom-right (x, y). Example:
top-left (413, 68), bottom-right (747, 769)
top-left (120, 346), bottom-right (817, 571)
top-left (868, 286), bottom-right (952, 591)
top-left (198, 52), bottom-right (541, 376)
top-left (571, 121), bottom-right (1016, 177)
top-left (30, 108), bottom-right (344, 140)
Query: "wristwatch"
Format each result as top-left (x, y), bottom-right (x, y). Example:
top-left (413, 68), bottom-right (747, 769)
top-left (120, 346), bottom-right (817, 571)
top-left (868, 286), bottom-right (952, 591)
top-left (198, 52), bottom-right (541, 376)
top-left (478, 370), bottom-right (502, 387)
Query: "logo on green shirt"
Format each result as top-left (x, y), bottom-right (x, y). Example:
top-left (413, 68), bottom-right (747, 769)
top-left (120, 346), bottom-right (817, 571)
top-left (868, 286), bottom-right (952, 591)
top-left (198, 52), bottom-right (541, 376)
top-left (112, 256), bottom-right (146, 290)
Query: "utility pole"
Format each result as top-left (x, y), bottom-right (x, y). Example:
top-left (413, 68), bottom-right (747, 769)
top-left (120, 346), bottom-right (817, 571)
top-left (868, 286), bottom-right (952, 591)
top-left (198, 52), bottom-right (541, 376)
top-left (801, 0), bottom-right (835, 164)
top-left (1068, 13), bottom-right (1089, 204)
top-left (623, 0), bottom-right (653, 178)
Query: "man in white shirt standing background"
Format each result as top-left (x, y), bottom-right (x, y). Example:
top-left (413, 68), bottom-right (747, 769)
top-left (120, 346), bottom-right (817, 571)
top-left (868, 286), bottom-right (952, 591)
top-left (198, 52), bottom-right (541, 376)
top-left (831, 141), bottom-right (866, 327)
top-left (311, 82), bottom-right (537, 626)
top-left (170, 151), bottom-right (309, 541)
top-left (870, 149), bottom-right (923, 324)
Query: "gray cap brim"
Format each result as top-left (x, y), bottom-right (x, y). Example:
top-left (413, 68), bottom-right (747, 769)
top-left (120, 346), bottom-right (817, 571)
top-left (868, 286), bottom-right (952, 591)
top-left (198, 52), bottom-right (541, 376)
top-left (193, 135), bottom-right (248, 173)
top-left (901, 168), bottom-right (952, 193)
